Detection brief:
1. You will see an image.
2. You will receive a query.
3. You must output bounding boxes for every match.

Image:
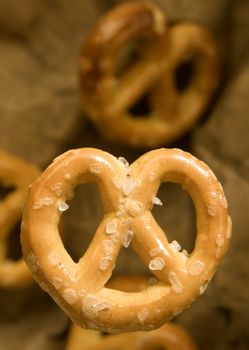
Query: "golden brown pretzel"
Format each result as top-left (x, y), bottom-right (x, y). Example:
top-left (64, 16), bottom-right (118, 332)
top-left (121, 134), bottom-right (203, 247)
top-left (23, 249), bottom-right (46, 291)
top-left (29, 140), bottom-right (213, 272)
top-left (80, 2), bottom-right (219, 147)
top-left (66, 275), bottom-right (198, 350)
top-left (0, 150), bottom-right (39, 288)
top-left (21, 148), bottom-right (231, 332)
top-left (67, 321), bottom-right (198, 350)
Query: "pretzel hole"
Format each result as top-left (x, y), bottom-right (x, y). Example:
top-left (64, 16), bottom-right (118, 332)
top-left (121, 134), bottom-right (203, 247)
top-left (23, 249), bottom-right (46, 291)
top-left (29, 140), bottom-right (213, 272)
top-left (60, 183), bottom-right (104, 263)
top-left (115, 38), bottom-right (146, 78)
top-left (152, 183), bottom-right (196, 253)
top-left (6, 220), bottom-right (22, 261)
top-left (112, 248), bottom-right (154, 278)
top-left (175, 58), bottom-right (195, 92)
top-left (0, 183), bottom-right (16, 200)
top-left (129, 92), bottom-right (152, 117)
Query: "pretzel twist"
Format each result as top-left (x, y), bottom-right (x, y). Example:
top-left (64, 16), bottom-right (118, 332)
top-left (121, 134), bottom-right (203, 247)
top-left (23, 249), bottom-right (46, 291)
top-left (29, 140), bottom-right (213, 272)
top-left (80, 2), bottom-right (219, 147)
top-left (21, 148), bottom-right (231, 332)
top-left (0, 150), bottom-right (39, 288)
top-left (66, 275), bottom-right (198, 350)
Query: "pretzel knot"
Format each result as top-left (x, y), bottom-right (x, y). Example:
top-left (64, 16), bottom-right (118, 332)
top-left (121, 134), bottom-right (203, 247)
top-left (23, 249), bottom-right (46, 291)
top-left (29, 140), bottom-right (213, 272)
top-left (0, 151), bottom-right (39, 288)
top-left (80, 2), bottom-right (219, 147)
top-left (21, 148), bottom-right (231, 332)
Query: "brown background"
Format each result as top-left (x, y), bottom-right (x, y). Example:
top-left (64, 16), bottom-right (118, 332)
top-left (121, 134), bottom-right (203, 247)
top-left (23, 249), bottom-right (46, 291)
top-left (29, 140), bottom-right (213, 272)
top-left (0, 0), bottom-right (248, 349)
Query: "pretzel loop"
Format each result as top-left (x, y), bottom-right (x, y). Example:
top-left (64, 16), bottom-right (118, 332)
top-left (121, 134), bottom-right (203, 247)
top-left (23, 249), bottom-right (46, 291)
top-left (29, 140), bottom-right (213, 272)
top-left (21, 148), bottom-right (230, 332)
top-left (81, 2), bottom-right (167, 116)
top-left (0, 151), bottom-right (39, 288)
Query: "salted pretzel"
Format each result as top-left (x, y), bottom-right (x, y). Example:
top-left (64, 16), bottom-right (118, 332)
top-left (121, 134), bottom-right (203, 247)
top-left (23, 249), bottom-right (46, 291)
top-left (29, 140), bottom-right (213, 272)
top-left (0, 150), bottom-right (39, 288)
top-left (21, 148), bottom-right (231, 332)
top-left (67, 320), bottom-right (198, 350)
top-left (66, 275), bottom-right (198, 350)
top-left (80, 2), bottom-right (219, 147)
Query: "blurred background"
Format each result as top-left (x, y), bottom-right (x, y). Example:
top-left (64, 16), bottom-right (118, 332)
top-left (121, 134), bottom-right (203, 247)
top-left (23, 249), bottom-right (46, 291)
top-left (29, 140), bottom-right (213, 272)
top-left (0, 0), bottom-right (248, 349)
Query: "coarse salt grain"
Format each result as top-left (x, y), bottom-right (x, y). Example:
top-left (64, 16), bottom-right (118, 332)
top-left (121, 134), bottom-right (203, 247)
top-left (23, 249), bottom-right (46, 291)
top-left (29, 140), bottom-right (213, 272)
top-left (117, 156), bottom-right (129, 168)
top-left (169, 240), bottom-right (181, 252)
top-left (168, 272), bottom-right (183, 294)
top-left (149, 247), bottom-right (162, 257)
top-left (137, 308), bottom-right (149, 323)
top-left (152, 196), bottom-right (163, 206)
top-left (106, 220), bottom-right (117, 234)
top-left (33, 197), bottom-right (55, 209)
top-left (56, 200), bottom-right (69, 212)
top-left (122, 229), bottom-right (134, 248)
top-left (121, 178), bottom-right (137, 196)
top-left (149, 257), bottom-right (165, 271)
top-left (63, 288), bottom-right (77, 305)
top-left (189, 260), bottom-right (205, 276)
top-left (216, 234), bottom-right (225, 247)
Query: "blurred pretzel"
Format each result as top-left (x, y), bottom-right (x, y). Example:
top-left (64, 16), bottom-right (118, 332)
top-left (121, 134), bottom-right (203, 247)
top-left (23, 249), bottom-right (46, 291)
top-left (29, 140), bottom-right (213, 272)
top-left (0, 150), bottom-right (39, 288)
top-left (80, 2), bottom-right (219, 147)
top-left (66, 275), bottom-right (198, 350)
top-left (21, 147), bottom-right (231, 332)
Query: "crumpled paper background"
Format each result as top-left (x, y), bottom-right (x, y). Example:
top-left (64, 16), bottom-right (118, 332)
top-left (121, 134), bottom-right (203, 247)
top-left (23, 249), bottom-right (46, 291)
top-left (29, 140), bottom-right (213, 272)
top-left (0, 0), bottom-right (248, 349)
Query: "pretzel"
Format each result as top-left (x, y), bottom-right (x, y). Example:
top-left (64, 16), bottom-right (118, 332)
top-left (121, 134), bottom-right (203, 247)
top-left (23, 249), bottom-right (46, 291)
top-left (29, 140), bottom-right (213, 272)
top-left (0, 150), bottom-right (39, 288)
top-left (80, 2), bottom-right (219, 147)
top-left (21, 147), bottom-right (231, 332)
top-left (66, 275), bottom-right (198, 350)
top-left (67, 319), bottom-right (198, 350)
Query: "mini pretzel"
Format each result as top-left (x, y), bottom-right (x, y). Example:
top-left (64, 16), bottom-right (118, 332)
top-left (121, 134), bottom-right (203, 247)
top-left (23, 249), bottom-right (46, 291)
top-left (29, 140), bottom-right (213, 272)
top-left (66, 275), bottom-right (198, 350)
top-left (80, 2), bottom-right (219, 147)
top-left (21, 148), bottom-right (231, 332)
top-left (67, 319), bottom-right (198, 350)
top-left (0, 150), bottom-right (39, 288)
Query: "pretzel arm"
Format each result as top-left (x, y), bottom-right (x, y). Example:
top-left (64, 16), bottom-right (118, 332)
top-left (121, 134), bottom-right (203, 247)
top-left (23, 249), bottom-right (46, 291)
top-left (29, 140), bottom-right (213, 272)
top-left (77, 213), bottom-right (125, 291)
top-left (131, 211), bottom-right (187, 283)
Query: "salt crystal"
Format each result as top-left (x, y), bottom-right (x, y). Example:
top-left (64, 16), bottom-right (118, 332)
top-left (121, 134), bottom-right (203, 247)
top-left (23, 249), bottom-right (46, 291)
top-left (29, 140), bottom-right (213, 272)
top-left (149, 257), bottom-right (165, 271)
top-left (63, 288), bottom-right (77, 305)
top-left (207, 205), bottom-right (217, 217)
top-left (106, 220), bottom-right (117, 234)
top-left (51, 182), bottom-right (63, 197)
top-left (121, 178), bottom-right (137, 196)
top-left (48, 251), bottom-right (60, 266)
top-left (57, 200), bottom-right (69, 212)
top-left (169, 240), bottom-right (181, 252)
top-left (52, 277), bottom-right (63, 289)
top-left (33, 197), bottom-right (55, 209)
top-left (122, 230), bottom-right (134, 248)
top-left (210, 191), bottom-right (217, 198)
top-left (64, 173), bottom-right (71, 180)
top-left (148, 277), bottom-right (158, 285)
top-left (103, 239), bottom-right (115, 256)
top-left (182, 249), bottom-right (189, 257)
top-left (137, 308), bottom-right (149, 323)
top-left (149, 247), bottom-right (162, 257)
top-left (189, 260), bottom-right (205, 275)
top-left (99, 257), bottom-right (110, 271)
top-left (168, 272), bottom-right (183, 294)
top-left (216, 234), bottom-right (224, 247)
top-left (26, 252), bottom-right (39, 272)
top-left (117, 156), bottom-right (129, 168)
top-left (89, 162), bottom-right (101, 174)
top-left (152, 196), bottom-right (163, 206)
top-left (95, 301), bottom-right (112, 312)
